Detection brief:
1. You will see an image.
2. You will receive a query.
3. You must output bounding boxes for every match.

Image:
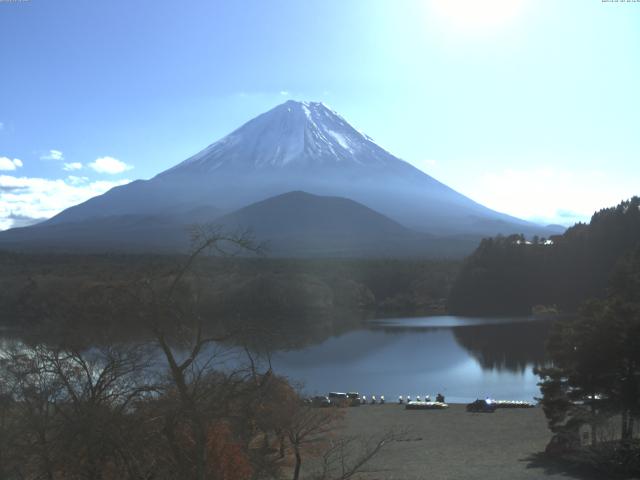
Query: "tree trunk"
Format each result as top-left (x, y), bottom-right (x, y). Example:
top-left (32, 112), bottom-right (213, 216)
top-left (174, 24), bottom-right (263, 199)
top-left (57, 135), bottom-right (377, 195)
top-left (38, 430), bottom-right (55, 480)
top-left (278, 432), bottom-right (285, 459)
top-left (622, 409), bottom-right (631, 441)
top-left (292, 445), bottom-right (302, 480)
top-left (590, 404), bottom-right (598, 446)
top-left (195, 420), bottom-right (207, 480)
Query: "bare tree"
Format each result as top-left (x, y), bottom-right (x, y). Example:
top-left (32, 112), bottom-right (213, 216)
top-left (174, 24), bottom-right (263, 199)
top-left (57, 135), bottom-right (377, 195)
top-left (1, 346), bottom-right (64, 480)
top-left (44, 346), bottom-right (154, 480)
top-left (131, 226), bottom-right (265, 480)
top-left (283, 402), bottom-right (343, 480)
top-left (310, 431), bottom-right (405, 480)
top-left (0, 343), bottom-right (155, 480)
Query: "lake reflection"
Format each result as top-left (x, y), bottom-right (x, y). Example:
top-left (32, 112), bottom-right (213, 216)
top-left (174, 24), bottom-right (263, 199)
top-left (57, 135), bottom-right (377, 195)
top-left (268, 316), bottom-right (552, 404)
top-left (0, 315), bottom-right (553, 405)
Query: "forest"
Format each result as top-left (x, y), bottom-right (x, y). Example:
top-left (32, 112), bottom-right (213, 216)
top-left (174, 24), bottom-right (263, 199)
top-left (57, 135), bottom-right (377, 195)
top-left (0, 246), bottom-right (459, 348)
top-left (448, 197), bottom-right (640, 315)
top-left (536, 243), bottom-right (640, 476)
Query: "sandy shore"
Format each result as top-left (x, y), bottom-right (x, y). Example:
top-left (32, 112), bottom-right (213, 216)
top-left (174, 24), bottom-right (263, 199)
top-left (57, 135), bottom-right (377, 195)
top-left (305, 404), bottom-right (600, 480)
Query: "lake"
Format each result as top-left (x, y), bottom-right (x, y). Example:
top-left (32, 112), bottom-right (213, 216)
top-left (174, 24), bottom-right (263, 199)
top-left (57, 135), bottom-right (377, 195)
top-left (0, 315), bottom-right (554, 405)
top-left (264, 315), bottom-right (553, 404)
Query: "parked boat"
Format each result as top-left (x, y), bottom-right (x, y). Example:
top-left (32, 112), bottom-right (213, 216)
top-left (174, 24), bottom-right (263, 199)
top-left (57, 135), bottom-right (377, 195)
top-left (493, 400), bottom-right (535, 409)
top-left (405, 401), bottom-right (448, 410)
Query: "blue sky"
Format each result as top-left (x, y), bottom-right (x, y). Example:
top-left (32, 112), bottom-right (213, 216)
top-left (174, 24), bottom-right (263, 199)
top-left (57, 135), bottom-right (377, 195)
top-left (0, 0), bottom-right (638, 229)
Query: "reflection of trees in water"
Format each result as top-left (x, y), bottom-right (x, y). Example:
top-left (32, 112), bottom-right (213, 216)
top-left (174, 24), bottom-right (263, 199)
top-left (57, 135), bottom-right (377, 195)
top-left (230, 309), bottom-right (373, 354)
top-left (5, 313), bottom-right (554, 375)
top-left (452, 320), bottom-right (553, 372)
top-left (1, 309), bottom-right (372, 359)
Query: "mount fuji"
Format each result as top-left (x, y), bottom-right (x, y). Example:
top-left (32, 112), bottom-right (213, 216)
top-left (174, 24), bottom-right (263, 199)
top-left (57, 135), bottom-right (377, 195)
top-left (0, 101), bottom-right (560, 255)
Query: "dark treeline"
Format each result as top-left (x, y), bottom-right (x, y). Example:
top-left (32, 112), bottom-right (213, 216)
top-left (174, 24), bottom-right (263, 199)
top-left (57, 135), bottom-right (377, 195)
top-left (449, 197), bottom-right (640, 315)
top-left (536, 243), bottom-right (640, 476)
top-left (0, 251), bottom-right (459, 344)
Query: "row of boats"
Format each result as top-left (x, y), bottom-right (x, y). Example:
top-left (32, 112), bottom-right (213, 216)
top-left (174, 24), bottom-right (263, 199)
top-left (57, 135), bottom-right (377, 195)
top-left (310, 392), bottom-right (535, 411)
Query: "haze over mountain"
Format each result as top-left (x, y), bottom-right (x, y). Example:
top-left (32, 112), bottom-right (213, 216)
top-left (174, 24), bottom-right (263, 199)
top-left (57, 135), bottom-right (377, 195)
top-left (0, 192), bottom-right (480, 257)
top-left (0, 101), bottom-right (561, 255)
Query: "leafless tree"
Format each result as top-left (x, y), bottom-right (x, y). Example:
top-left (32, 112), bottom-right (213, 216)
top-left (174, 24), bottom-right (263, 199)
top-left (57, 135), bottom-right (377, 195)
top-left (283, 401), bottom-right (344, 480)
top-left (309, 431), bottom-right (405, 480)
top-left (129, 226), bottom-right (267, 480)
top-left (0, 343), bottom-right (155, 480)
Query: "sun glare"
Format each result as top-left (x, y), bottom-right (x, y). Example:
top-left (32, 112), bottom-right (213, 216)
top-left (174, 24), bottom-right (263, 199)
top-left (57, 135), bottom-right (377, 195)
top-left (429, 0), bottom-right (528, 33)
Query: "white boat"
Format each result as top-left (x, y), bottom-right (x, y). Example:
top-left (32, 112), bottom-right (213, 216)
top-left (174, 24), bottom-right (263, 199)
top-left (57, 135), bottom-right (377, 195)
top-left (405, 401), bottom-right (448, 410)
top-left (492, 400), bottom-right (535, 409)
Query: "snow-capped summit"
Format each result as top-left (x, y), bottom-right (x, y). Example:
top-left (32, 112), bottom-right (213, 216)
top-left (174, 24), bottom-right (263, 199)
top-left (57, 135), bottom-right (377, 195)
top-left (164, 100), bottom-right (399, 174)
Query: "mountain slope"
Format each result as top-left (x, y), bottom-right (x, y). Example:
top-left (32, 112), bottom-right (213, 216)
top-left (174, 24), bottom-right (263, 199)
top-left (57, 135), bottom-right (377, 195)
top-left (38, 100), bottom-right (551, 237)
top-left (0, 191), bottom-right (481, 257)
top-left (0, 206), bottom-right (222, 253)
top-left (216, 191), bottom-right (428, 256)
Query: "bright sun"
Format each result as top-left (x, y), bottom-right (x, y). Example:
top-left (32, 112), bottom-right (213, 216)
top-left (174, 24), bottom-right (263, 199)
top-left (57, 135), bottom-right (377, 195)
top-left (429, 0), bottom-right (528, 33)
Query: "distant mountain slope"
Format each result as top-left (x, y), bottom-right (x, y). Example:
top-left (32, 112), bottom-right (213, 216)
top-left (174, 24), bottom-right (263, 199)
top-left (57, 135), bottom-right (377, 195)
top-left (220, 191), bottom-right (412, 238)
top-left (0, 191), bottom-right (481, 257)
top-left (0, 206), bottom-right (221, 253)
top-left (216, 191), bottom-right (426, 256)
top-left (35, 100), bottom-right (554, 238)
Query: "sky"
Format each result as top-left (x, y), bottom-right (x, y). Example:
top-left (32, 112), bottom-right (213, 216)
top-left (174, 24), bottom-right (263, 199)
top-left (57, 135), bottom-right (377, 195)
top-left (0, 0), bottom-right (638, 230)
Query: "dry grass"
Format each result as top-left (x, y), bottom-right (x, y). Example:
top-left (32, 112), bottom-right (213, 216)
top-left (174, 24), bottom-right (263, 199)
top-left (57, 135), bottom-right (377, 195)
top-left (302, 404), bottom-right (600, 480)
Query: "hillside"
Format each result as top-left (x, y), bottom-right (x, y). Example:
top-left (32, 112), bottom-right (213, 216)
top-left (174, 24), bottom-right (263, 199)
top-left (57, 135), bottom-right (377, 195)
top-left (215, 191), bottom-right (479, 257)
top-left (448, 197), bottom-right (640, 315)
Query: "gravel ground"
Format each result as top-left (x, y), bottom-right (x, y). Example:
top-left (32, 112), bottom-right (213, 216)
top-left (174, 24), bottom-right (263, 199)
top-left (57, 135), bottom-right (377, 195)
top-left (309, 404), bottom-right (602, 480)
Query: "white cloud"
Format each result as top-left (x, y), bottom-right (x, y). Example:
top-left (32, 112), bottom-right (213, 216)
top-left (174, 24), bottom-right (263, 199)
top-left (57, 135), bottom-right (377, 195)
top-left (66, 175), bottom-right (89, 185)
top-left (63, 162), bottom-right (83, 171)
top-left (0, 157), bottom-right (23, 171)
top-left (40, 149), bottom-right (64, 161)
top-left (280, 90), bottom-right (290, 96)
top-left (0, 174), bottom-right (131, 230)
top-left (4, 212), bottom-right (45, 229)
top-left (459, 166), bottom-right (638, 226)
top-left (88, 156), bottom-right (133, 174)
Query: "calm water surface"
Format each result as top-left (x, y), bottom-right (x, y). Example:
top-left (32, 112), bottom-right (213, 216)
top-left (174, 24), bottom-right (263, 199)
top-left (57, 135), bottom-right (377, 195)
top-left (267, 315), bottom-right (552, 404)
top-left (0, 315), bottom-right (553, 405)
